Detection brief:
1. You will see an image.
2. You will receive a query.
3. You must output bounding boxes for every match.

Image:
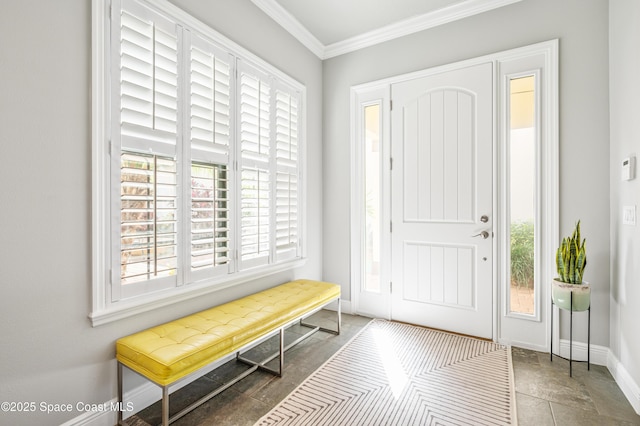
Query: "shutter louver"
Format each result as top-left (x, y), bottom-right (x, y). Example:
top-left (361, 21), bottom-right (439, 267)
top-left (240, 72), bottom-right (270, 161)
top-left (275, 172), bottom-right (298, 253)
top-left (275, 89), bottom-right (300, 260)
top-left (119, 5), bottom-right (178, 150)
top-left (120, 152), bottom-right (178, 284)
top-left (191, 163), bottom-right (229, 271)
top-left (190, 40), bottom-right (231, 161)
top-left (275, 90), bottom-right (298, 165)
top-left (241, 168), bottom-right (270, 261)
top-left (239, 67), bottom-right (271, 266)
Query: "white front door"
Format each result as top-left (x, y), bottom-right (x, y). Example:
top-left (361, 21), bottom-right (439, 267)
top-left (390, 62), bottom-right (494, 339)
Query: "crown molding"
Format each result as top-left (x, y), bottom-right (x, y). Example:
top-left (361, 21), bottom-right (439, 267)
top-left (323, 0), bottom-right (523, 59)
top-left (253, 0), bottom-right (522, 60)
top-left (251, 0), bottom-right (325, 58)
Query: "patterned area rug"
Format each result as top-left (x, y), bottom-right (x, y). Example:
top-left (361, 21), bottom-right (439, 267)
top-left (257, 319), bottom-right (516, 425)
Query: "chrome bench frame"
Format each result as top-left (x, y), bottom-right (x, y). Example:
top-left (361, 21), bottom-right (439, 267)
top-left (117, 298), bottom-right (340, 426)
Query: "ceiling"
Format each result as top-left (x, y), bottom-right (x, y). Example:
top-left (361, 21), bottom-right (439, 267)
top-left (273, 0), bottom-right (465, 46)
top-left (251, 0), bottom-right (523, 59)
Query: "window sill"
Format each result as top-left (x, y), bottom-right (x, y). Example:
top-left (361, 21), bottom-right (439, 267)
top-left (89, 258), bottom-right (306, 327)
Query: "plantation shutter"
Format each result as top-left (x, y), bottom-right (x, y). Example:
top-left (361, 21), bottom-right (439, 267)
top-left (239, 62), bottom-right (272, 269)
top-left (117, 0), bottom-right (179, 155)
top-left (189, 33), bottom-right (232, 163)
top-left (274, 87), bottom-right (301, 261)
top-left (112, 0), bottom-right (181, 300)
top-left (104, 0), bottom-right (306, 307)
top-left (119, 152), bottom-right (178, 287)
top-left (188, 32), bottom-right (233, 278)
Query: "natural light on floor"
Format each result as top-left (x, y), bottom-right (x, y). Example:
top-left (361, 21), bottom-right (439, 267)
top-left (372, 327), bottom-right (408, 399)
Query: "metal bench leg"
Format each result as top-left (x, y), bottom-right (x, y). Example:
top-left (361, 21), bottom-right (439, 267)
top-left (162, 386), bottom-right (169, 426)
top-left (299, 298), bottom-right (341, 335)
top-left (337, 298), bottom-right (342, 335)
top-left (278, 327), bottom-right (285, 376)
top-left (117, 362), bottom-right (124, 425)
top-left (236, 327), bottom-right (285, 376)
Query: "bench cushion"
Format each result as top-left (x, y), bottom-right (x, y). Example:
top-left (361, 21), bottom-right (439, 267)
top-left (116, 279), bottom-right (340, 386)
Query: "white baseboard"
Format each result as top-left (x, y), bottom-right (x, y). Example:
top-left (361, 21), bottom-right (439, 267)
top-left (322, 298), bottom-right (353, 315)
top-left (556, 339), bottom-right (609, 366)
top-left (607, 351), bottom-right (640, 415)
top-left (59, 406), bottom-right (114, 426)
top-left (502, 339), bottom-right (547, 353)
top-left (341, 299), bottom-right (353, 314)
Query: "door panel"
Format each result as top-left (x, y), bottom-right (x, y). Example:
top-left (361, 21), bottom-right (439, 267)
top-left (391, 62), bottom-right (493, 339)
top-left (402, 242), bottom-right (474, 307)
top-left (402, 89), bottom-right (475, 223)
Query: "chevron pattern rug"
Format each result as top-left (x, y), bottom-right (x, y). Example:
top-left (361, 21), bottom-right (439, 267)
top-left (257, 319), bottom-right (516, 426)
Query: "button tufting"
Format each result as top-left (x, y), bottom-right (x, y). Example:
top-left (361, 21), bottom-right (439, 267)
top-left (117, 280), bottom-right (340, 386)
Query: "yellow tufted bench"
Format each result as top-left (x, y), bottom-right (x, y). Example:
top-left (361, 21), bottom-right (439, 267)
top-left (116, 279), bottom-right (341, 425)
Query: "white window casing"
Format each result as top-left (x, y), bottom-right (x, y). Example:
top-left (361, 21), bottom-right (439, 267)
top-left (91, 0), bottom-right (305, 325)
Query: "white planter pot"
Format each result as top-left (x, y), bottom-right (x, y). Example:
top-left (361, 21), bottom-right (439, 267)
top-left (551, 279), bottom-right (591, 311)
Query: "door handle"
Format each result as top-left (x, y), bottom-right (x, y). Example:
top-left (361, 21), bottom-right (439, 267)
top-left (472, 230), bottom-right (490, 239)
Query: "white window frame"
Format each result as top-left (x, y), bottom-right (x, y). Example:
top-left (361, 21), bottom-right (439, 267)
top-left (91, 0), bottom-right (306, 326)
top-left (496, 40), bottom-right (559, 351)
top-left (350, 84), bottom-right (391, 319)
top-left (502, 69), bottom-right (543, 321)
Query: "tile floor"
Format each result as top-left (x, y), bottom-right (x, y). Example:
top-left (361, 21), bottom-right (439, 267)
top-left (127, 312), bottom-right (640, 426)
top-left (513, 347), bottom-right (640, 425)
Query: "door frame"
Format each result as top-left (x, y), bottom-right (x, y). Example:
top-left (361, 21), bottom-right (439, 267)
top-left (350, 39), bottom-right (558, 346)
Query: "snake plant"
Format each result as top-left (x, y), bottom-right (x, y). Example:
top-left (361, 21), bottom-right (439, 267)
top-left (556, 221), bottom-right (587, 284)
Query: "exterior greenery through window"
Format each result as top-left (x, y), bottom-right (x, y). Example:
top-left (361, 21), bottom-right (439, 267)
top-left (101, 0), bottom-right (304, 307)
top-left (510, 221), bottom-right (534, 289)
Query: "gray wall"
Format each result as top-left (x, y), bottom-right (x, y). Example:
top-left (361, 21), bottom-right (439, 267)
top-left (0, 0), bottom-right (322, 424)
top-left (609, 0), bottom-right (640, 398)
top-left (322, 0), bottom-right (611, 347)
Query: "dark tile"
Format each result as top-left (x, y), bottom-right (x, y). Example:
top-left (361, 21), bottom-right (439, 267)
top-left (550, 401), bottom-right (640, 426)
top-left (515, 348), bottom-right (640, 425)
top-left (512, 347), bottom-right (542, 366)
top-left (514, 357), bottom-right (597, 411)
top-left (515, 392), bottom-right (555, 426)
top-left (123, 415), bottom-right (152, 426)
top-left (581, 374), bottom-right (640, 423)
top-left (172, 388), bottom-right (267, 426)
